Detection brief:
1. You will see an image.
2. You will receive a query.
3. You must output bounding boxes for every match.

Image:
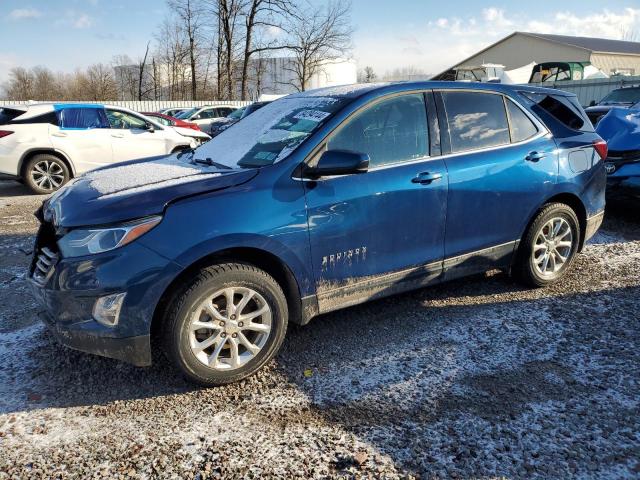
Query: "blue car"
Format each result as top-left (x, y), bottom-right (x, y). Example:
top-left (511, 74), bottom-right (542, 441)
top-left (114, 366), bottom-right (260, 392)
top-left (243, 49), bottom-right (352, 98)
top-left (595, 108), bottom-right (640, 200)
top-left (31, 82), bottom-right (606, 385)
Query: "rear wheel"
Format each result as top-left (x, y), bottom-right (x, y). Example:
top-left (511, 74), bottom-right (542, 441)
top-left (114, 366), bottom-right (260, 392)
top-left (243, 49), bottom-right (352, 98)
top-left (23, 154), bottom-right (70, 194)
top-left (163, 263), bottom-right (288, 386)
top-left (514, 202), bottom-right (580, 287)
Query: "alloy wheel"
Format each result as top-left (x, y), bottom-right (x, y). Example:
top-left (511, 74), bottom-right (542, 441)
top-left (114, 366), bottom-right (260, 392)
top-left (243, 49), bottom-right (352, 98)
top-left (532, 217), bottom-right (573, 276)
top-left (30, 160), bottom-right (65, 191)
top-left (188, 287), bottom-right (272, 370)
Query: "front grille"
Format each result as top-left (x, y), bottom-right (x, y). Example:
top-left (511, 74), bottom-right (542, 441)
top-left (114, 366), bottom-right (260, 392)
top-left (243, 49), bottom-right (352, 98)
top-left (32, 247), bottom-right (59, 285)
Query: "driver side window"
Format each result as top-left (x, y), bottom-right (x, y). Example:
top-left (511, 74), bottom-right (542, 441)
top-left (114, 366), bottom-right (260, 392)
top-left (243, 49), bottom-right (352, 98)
top-left (327, 94), bottom-right (429, 168)
top-left (106, 109), bottom-right (147, 129)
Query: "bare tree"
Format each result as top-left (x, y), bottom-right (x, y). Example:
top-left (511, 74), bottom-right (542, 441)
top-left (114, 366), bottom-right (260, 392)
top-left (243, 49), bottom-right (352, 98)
top-left (3, 67), bottom-right (35, 100)
top-left (169, 0), bottom-right (205, 100)
top-left (238, 0), bottom-right (293, 99)
top-left (283, 0), bottom-right (352, 91)
top-left (86, 63), bottom-right (118, 100)
top-left (30, 67), bottom-right (63, 100)
top-left (358, 65), bottom-right (376, 83)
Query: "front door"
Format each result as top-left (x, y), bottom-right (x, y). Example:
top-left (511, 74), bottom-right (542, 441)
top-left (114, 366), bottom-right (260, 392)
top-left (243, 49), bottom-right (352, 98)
top-left (303, 92), bottom-right (448, 312)
top-left (106, 109), bottom-right (168, 162)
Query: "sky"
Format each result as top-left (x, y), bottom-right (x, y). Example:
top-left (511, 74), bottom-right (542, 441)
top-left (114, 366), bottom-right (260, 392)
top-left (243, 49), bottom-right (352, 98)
top-left (0, 0), bottom-right (639, 83)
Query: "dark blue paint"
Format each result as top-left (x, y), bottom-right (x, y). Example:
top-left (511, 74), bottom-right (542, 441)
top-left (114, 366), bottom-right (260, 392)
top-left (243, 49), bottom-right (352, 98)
top-left (35, 81), bottom-right (606, 365)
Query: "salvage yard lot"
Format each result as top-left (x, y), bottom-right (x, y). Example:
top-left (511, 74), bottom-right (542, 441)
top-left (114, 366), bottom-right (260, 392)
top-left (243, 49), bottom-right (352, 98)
top-left (0, 178), bottom-right (639, 478)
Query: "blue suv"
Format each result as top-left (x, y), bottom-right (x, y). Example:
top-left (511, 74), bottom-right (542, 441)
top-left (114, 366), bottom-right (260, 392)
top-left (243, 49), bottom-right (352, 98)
top-left (31, 82), bottom-right (607, 385)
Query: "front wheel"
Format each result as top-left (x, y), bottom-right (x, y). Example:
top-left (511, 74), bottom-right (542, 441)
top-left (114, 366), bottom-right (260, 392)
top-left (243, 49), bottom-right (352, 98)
top-left (514, 203), bottom-right (580, 287)
top-left (163, 263), bottom-right (288, 386)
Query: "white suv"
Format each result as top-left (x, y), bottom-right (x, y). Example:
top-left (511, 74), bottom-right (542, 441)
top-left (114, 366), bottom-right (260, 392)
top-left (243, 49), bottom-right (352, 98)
top-left (0, 103), bottom-right (211, 194)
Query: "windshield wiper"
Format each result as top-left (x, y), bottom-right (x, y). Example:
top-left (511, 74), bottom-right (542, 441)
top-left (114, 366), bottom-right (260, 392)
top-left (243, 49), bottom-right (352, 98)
top-left (193, 157), bottom-right (233, 169)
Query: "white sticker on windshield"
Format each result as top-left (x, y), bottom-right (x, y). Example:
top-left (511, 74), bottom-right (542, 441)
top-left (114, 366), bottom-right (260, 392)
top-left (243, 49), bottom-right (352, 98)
top-left (294, 110), bottom-right (331, 123)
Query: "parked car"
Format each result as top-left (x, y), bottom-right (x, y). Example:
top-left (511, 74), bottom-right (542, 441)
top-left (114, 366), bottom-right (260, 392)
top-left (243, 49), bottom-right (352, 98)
top-left (585, 86), bottom-right (640, 126)
top-left (0, 103), bottom-right (210, 194)
top-left (176, 105), bottom-right (238, 129)
top-left (206, 101), bottom-right (271, 137)
top-left (159, 107), bottom-right (188, 118)
top-left (142, 112), bottom-right (202, 131)
top-left (30, 82), bottom-right (606, 385)
top-left (595, 107), bottom-right (640, 199)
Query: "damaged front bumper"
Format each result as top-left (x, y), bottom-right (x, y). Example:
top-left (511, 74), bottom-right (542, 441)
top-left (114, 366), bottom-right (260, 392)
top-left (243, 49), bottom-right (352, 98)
top-left (29, 239), bottom-right (183, 367)
top-left (36, 307), bottom-right (151, 366)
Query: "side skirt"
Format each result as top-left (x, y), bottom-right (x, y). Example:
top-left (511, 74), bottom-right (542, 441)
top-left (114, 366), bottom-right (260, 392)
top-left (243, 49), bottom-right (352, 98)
top-left (310, 240), bottom-right (518, 318)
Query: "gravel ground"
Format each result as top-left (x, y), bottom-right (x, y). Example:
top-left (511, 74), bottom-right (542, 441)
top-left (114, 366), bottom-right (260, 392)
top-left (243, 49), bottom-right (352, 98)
top-left (0, 178), bottom-right (639, 479)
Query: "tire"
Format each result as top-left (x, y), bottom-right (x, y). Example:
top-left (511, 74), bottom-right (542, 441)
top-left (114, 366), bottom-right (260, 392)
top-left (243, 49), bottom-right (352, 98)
top-left (23, 154), bottom-right (70, 194)
top-left (514, 202), bottom-right (581, 288)
top-left (163, 263), bottom-right (288, 386)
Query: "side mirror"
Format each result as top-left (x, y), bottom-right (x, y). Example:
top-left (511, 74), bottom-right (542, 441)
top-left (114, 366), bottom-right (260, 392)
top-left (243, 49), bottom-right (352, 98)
top-left (589, 100), bottom-right (596, 107)
top-left (193, 114), bottom-right (202, 120)
top-left (144, 122), bottom-right (155, 132)
top-left (304, 150), bottom-right (369, 179)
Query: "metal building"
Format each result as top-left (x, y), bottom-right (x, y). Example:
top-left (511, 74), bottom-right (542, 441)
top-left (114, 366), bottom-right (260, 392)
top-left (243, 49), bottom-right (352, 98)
top-left (433, 32), bottom-right (640, 80)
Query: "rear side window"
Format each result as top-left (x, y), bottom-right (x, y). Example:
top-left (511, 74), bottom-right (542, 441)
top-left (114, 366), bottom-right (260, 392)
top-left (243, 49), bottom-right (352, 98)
top-left (328, 93), bottom-right (429, 168)
top-left (520, 92), bottom-right (593, 132)
top-left (59, 107), bottom-right (109, 129)
top-left (442, 91), bottom-right (510, 153)
top-left (505, 99), bottom-right (538, 143)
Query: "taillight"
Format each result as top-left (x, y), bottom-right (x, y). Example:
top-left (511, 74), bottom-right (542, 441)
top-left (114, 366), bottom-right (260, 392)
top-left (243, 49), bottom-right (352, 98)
top-left (0, 130), bottom-right (14, 139)
top-left (594, 139), bottom-right (608, 160)
top-left (190, 123), bottom-right (200, 131)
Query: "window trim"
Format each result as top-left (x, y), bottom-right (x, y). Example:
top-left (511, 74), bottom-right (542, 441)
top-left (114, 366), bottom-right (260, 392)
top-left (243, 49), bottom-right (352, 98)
top-left (105, 108), bottom-right (163, 130)
top-left (503, 96), bottom-right (540, 144)
top-left (436, 88), bottom-right (549, 158)
top-left (306, 90), bottom-right (435, 173)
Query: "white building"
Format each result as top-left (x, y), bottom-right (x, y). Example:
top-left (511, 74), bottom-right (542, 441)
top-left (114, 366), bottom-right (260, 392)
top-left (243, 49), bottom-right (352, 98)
top-left (243, 57), bottom-right (358, 99)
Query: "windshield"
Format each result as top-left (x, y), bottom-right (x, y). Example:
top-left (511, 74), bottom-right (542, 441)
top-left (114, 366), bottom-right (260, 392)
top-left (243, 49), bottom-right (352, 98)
top-left (599, 88), bottom-right (640, 105)
top-left (227, 107), bottom-right (245, 119)
top-left (192, 96), bottom-right (349, 169)
top-left (176, 107), bottom-right (198, 119)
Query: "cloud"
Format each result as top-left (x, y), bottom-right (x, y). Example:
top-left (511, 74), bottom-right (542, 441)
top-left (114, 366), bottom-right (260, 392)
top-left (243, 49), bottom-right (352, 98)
top-left (355, 6), bottom-right (640, 77)
top-left (73, 13), bottom-right (92, 29)
top-left (54, 10), bottom-right (94, 29)
top-left (7, 8), bottom-right (42, 20)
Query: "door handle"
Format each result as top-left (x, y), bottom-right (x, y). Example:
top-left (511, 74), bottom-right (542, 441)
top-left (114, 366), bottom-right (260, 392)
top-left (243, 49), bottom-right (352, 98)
top-left (51, 132), bottom-right (67, 137)
top-left (525, 151), bottom-right (545, 162)
top-left (111, 133), bottom-right (125, 138)
top-left (412, 172), bottom-right (443, 185)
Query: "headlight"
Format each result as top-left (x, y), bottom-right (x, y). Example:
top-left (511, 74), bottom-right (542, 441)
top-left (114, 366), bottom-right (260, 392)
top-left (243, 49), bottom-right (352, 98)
top-left (58, 216), bottom-right (162, 257)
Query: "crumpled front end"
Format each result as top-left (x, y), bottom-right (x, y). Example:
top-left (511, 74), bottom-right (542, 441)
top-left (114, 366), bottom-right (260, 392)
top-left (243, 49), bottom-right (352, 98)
top-left (596, 108), bottom-right (640, 199)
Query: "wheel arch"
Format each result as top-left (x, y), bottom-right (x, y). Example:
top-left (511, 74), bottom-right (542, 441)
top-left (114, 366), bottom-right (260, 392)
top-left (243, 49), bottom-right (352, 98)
top-left (150, 246), bottom-right (305, 344)
top-left (522, 192), bottom-right (588, 252)
top-left (19, 148), bottom-right (76, 179)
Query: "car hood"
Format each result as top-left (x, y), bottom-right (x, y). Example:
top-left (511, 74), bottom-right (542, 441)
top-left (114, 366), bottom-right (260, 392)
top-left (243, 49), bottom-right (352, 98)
top-left (44, 154), bottom-right (258, 228)
top-left (595, 108), bottom-right (640, 153)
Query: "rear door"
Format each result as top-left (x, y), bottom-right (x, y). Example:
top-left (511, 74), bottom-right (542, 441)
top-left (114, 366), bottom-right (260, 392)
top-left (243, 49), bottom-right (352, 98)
top-left (436, 90), bottom-right (556, 277)
top-left (106, 109), bottom-right (169, 162)
top-left (49, 105), bottom-right (114, 174)
top-left (303, 92), bottom-right (448, 311)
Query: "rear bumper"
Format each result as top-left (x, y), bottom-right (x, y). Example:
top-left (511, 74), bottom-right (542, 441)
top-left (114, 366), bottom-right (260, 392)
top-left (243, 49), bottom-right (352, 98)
top-left (38, 310), bottom-right (152, 366)
top-left (584, 210), bottom-right (604, 243)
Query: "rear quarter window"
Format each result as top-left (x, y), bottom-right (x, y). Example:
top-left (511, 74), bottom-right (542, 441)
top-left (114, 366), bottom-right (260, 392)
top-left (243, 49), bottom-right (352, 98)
top-left (0, 108), bottom-right (26, 125)
top-left (520, 92), bottom-right (594, 132)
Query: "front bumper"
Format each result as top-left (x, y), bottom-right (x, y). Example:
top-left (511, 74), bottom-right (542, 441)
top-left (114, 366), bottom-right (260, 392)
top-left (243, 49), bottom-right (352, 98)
top-left (29, 240), bottom-right (183, 367)
top-left (37, 309), bottom-right (151, 366)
